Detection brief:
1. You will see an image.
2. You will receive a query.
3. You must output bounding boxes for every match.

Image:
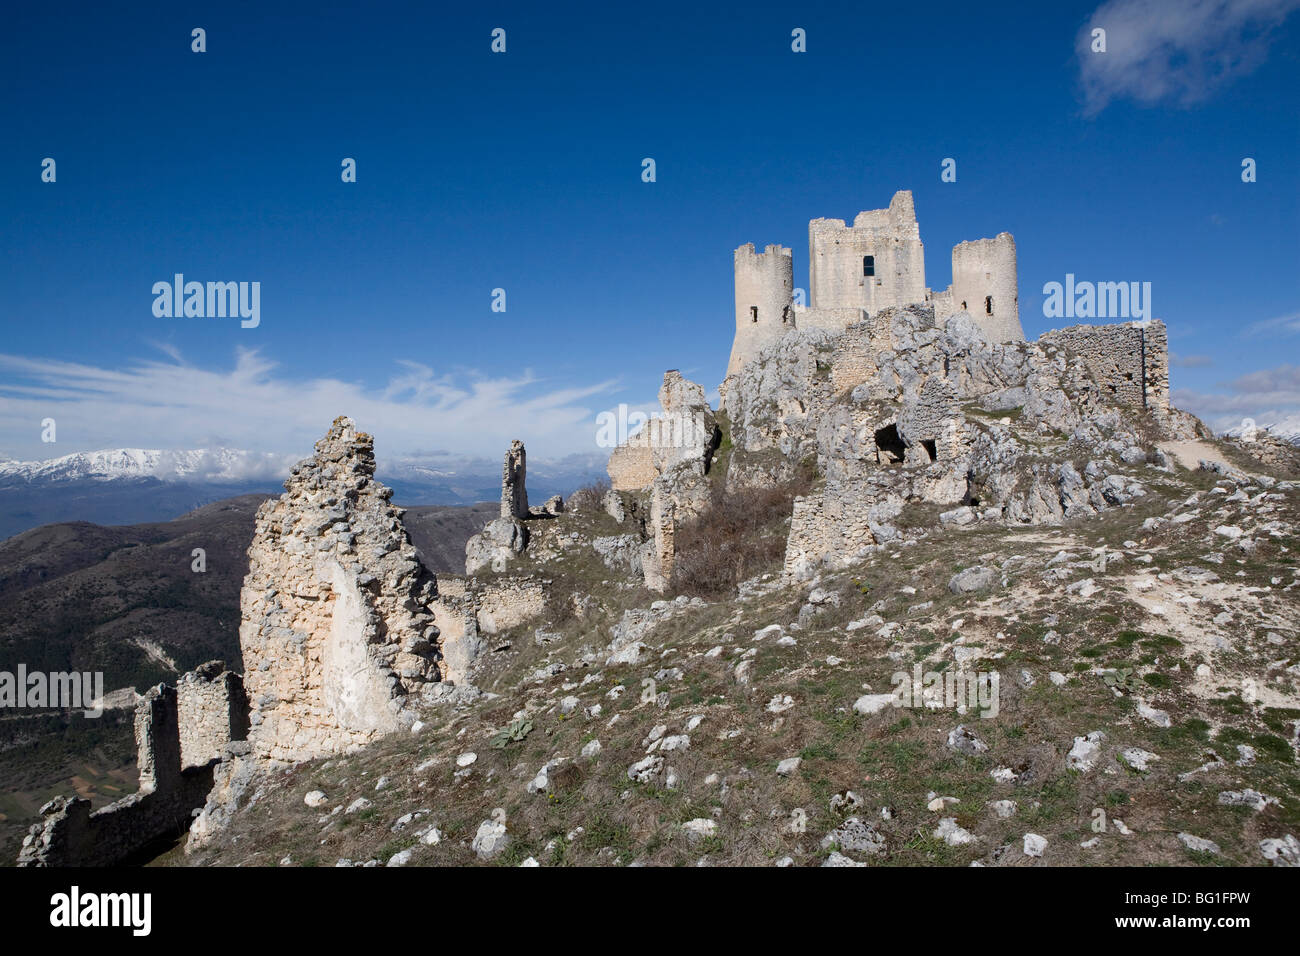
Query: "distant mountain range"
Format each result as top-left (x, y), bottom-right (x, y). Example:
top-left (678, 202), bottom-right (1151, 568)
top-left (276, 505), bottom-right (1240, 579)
top-left (0, 446), bottom-right (607, 541)
top-left (1222, 416), bottom-right (1300, 445)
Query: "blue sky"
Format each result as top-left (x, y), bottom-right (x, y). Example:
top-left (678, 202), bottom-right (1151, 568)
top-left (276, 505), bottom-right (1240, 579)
top-left (2, 0), bottom-right (1298, 472)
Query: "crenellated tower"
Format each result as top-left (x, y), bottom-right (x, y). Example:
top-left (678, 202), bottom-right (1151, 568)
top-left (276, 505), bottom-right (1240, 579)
top-left (726, 242), bottom-right (794, 380)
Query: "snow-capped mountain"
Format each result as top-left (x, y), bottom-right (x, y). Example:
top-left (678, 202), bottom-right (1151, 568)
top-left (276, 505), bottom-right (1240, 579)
top-left (1223, 415), bottom-right (1300, 446)
top-left (0, 447), bottom-right (608, 541)
top-left (0, 448), bottom-right (296, 484)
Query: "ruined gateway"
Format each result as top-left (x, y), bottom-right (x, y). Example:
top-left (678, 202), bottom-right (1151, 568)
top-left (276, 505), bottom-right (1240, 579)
top-left (18, 191), bottom-right (1253, 866)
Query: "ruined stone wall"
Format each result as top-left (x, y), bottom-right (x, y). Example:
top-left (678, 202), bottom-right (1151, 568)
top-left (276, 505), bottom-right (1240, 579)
top-left (501, 439), bottom-right (528, 519)
top-left (177, 661), bottom-right (248, 771)
top-left (828, 313), bottom-right (898, 393)
top-left (608, 371), bottom-right (719, 491)
top-left (607, 443), bottom-right (658, 491)
top-left (795, 307), bottom-right (867, 334)
top-left (808, 191), bottom-right (927, 314)
top-left (240, 416), bottom-right (443, 763)
top-left (19, 684), bottom-right (217, 867)
top-left (1038, 319), bottom-right (1169, 412)
top-left (639, 480), bottom-right (676, 593)
top-left (475, 576), bottom-right (548, 634)
top-left (728, 243), bottom-right (794, 380)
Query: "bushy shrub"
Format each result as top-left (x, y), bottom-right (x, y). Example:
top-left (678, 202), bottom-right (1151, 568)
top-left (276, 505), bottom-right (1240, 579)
top-left (567, 478), bottom-right (611, 513)
top-left (673, 467), bottom-right (813, 598)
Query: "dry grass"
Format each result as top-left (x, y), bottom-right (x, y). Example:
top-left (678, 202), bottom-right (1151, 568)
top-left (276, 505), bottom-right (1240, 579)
top-left (674, 466), bottom-right (814, 599)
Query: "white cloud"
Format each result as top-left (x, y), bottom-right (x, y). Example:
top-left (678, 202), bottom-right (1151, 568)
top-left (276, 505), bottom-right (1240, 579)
top-left (1173, 362), bottom-right (1300, 432)
top-left (1077, 0), bottom-right (1300, 114)
top-left (0, 348), bottom-right (626, 465)
top-left (1244, 311), bottom-right (1300, 337)
top-left (1170, 353), bottom-right (1213, 368)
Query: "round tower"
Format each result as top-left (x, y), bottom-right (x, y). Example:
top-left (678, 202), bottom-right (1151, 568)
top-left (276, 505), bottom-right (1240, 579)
top-left (951, 233), bottom-right (1023, 342)
top-left (726, 243), bottom-right (794, 380)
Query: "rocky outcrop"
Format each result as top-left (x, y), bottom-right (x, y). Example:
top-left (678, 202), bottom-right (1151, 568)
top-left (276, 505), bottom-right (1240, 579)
top-left (239, 416), bottom-right (443, 763)
top-left (769, 306), bottom-right (1180, 579)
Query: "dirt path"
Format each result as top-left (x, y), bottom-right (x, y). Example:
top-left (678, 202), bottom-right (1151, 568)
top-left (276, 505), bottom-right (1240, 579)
top-left (1158, 439), bottom-right (1233, 472)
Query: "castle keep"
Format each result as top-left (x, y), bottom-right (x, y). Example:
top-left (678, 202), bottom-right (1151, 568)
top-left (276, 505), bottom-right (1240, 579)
top-left (725, 190), bottom-right (1025, 400)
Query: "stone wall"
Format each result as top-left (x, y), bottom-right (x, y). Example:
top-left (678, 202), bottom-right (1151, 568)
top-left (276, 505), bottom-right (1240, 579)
top-left (795, 307), bottom-right (868, 334)
top-left (18, 684), bottom-right (219, 867)
top-left (501, 439), bottom-right (528, 519)
top-left (808, 191), bottom-right (927, 314)
top-left (239, 416), bottom-right (443, 763)
top-left (607, 371), bottom-right (719, 491)
top-left (475, 576), bottom-right (548, 634)
top-left (177, 661), bottom-right (248, 771)
top-left (1039, 319), bottom-right (1169, 412)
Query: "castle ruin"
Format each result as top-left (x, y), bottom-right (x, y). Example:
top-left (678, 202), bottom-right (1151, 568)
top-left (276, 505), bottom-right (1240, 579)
top-left (724, 190), bottom-right (1025, 405)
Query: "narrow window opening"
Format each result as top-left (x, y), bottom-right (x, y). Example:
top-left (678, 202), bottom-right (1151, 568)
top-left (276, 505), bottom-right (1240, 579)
top-left (985, 296), bottom-right (993, 315)
top-left (862, 256), bottom-right (875, 277)
top-left (921, 439), bottom-right (938, 462)
top-left (750, 306), bottom-right (758, 323)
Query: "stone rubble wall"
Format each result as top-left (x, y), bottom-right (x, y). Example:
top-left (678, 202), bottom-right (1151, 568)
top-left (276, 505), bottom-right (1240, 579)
top-left (774, 306), bottom-right (1168, 579)
top-left (239, 416), bottom-right (443, 763)
top-left (475, 576), bottom-right (548, 635)
top-left (501, 439), bottom-right (528, 519)
top-left (177, 660), bottom-right (249, 771)
top-left (1039, 320), bottom-right (1169, 413)
top-left (18, 683), bottom-right (219, 867)
top-left (608, 371), bottom-right (720, 492)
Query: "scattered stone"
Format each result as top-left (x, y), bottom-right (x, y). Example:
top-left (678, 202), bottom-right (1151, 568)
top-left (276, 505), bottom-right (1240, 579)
top-left (1120, 748), bottom-right (1159, 772)
top-left (934, 818), bottom-right (976, 846)
top-left (1177, 833), bottom-right (1220, 855)
top-left (949, 566), bottom-right (998, 594)
top-left (472, 814), bottom-right (509, 860)
top-left (1067, 732), bottom-right (1105, 772)
top-left (947, 724), bottom-right (989, 755)
top-left (820, 817), bottom-right (887, 856)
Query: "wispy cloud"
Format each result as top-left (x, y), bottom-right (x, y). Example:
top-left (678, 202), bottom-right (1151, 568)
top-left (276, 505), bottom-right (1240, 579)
top-left (1170, 353), bottom-right (1213, 368)
top-left (1173, 362), bottom-right (1300, 432)
top-left (0, 348), bottom-right (623, 464)
top-left (1244, 311), bottom-right (1300, 337)
top-left (1077, 0), bottom-right (1300, 115)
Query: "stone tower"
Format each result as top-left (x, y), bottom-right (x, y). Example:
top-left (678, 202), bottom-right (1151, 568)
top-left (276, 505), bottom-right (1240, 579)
top-left (808, 190), bottom-right (927, 313)
top-left (949, 233), bottom-right (1023, 342)
top-left (726, 242), bottom-right (794, 380)
top-left (501, 439), bottom-right (528, 519)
